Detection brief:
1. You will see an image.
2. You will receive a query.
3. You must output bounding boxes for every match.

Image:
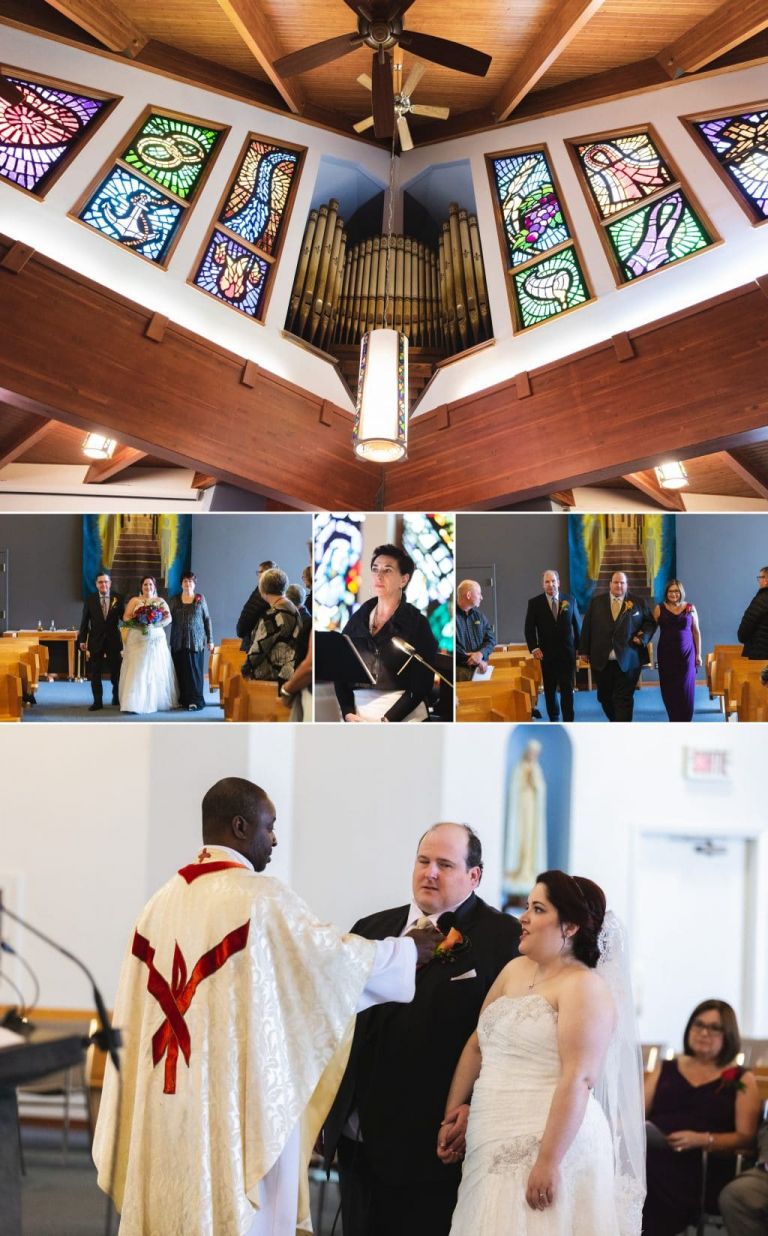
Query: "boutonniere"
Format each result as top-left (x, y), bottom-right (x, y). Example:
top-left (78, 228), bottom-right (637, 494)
top-left (559, 600), bottom-right (570, 612)
top-left (194, 593), bottom-right (203, 604)
top-left (684, 603), bottom-right (693, 614)
top-left (110, 597), bottom-right (117, 609)
top-left (717, 1066), bottom-right (745, 1094)
top-left (623, 600), bottom-right (633, 613)
top-left (433, 927), bottom-right (470, 963)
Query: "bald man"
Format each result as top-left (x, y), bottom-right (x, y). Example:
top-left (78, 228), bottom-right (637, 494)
top-left (94, 778), bottom-right (440, 1236)
top-left (456, 580), bottom-right (496, 681)
top-left (324, 822), bottom-right (520, 1236)
top-left (580, 571), bottom-right (655, 722)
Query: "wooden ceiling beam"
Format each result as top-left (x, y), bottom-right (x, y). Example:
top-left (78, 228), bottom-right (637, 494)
top-left (718, 450), bottom-right (768, 500)
top-left (135, 40), bottom-right (283, 110)
top-left (493, 0), bottom-right (607, 122)
top-left (657, 0), bottom-right (768, 77)
top-left (192, 472), bottom-right (217, 491)
top-left (622, 470), bottom-right (686, 511)
top-left (213, 0), bottom-right (306, 114)
top-left (83, 445), bottom-right (147, 483)
top-left (0, 414), bottom-right (53, 468)
top-left (40, 0), bottom-right (147, 57)
top-left (550, 489), bottom-right (575, 507)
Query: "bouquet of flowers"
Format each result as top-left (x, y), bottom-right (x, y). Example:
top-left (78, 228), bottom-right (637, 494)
top-left (124, 603), bottom-right (165, 637)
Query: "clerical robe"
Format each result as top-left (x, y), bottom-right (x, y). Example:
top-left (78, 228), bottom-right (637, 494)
top-left (93, 847), bottom-right (414, 1235)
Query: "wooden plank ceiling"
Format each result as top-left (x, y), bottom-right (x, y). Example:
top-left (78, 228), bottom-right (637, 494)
top-left (7, 0), bottom-right (768, 141)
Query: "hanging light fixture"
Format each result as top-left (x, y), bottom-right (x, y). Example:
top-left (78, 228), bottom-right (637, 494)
top-left (655, 461), bottom-right (688, 489)
top-left (82, 433), bottom-right (117, 460)
top-left (353, 117), bottom-right (408, 463)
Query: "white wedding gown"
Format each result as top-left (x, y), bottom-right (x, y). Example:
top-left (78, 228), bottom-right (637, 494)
top-left (449, 994), bottom-right (621, 1235)
top-left (120, 626), bottom-right (179, 714)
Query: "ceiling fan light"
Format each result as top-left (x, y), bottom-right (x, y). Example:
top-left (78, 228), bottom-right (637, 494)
top-left (83, 433), bottom-right (117, 460)
top-left (655, 461), bottom-right (688, 489)
top-left (353, 329), bottom-right (408, 462)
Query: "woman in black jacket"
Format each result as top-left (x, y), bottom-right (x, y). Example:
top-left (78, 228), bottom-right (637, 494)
top-left (335, 543), bottom-right (438, 722)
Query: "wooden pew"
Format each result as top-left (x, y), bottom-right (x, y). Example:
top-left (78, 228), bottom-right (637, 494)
top-left (0, 646), bottom-right (37, 702)
top-left (0, 670), bottom-right (22, 720)
top-left (736, 675), bottom-right (768, 723)
top-left (209, 640), bottom-right (246, 702)
top-left (456, 679), bottom-right (532, 722)
top-left (723, 659), bottom-right (768, 719)
top-left (707, 645), bottom-right (745, 708)
top-left (222, 675), bottom-right (291, 722)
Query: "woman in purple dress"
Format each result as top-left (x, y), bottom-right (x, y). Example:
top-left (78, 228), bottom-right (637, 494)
top-left (642, 999), bottom-right (760, 1235)
top-left (652, 579), bottom-right (702, 722)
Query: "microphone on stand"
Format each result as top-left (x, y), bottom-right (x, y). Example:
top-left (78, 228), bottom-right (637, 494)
top-left (391, 637), bottom-right (454, 687)
top-left (1, 940), bottom-right (40, 1028)
top-left (1, 904), bottom-right (121, 1070)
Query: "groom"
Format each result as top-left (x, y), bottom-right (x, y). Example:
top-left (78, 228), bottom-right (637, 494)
top-left (78, 571), bottom-right (123, 710)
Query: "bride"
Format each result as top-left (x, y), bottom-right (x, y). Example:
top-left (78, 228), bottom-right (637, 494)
top-left (120, 576), bottom-right (179, 714)
top-left (438, 870), bottom-right (645, 1235)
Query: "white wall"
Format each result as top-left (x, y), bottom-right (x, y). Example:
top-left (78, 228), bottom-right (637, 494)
top-left (1, 723), bottom-right (765, 1037)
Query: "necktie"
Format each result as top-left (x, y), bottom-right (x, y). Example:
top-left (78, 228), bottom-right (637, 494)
top-left (551, 597), bottom-right (558, 619)
top-left (101, 595), bottom-right (109, 619)
top-left (409, 915), bottom-right (433, 932)
top-left (611, 598), bottom-right (621, 622)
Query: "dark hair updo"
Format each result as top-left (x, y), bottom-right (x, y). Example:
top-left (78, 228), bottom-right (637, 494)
top-left (536, 870), bottom-right (607, 968)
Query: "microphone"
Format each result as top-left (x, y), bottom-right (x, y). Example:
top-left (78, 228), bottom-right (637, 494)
top-left (1, 940), bottom-right (40, 1018)
top-left (437, 911), bottom-right (456, 935)
top-left (1, 904), bottom-right (121, 1070)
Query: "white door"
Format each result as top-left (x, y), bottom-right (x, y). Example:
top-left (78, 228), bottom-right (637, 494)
top-left (632, 833), bottom-right (748, 1047)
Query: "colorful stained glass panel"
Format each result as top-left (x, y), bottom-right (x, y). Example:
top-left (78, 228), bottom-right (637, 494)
top-left (121, 112), bottom-right (222, 201)
top-left (402, 513), bottom-right (455, 652)
top-left (513, 246), bottom-right (589, 328)
top-left (605, 190), bottom-right (711, 280)
top-left (314, 513), bottom-right (364, 631)
top-left (576, 134), bottom-right (675, 219)
top-left (0, 75), bottom-right (109, 194)
top-left (490, 150), bottom-right (570, 267)
top-left (192, 229), bottom-right (269, 317)
top-left (220, 141), bottom-right (300, 255)
top-left (693, 111), bottom-right (768, 220)
top-left (79, 167), bottom-right (183, 262)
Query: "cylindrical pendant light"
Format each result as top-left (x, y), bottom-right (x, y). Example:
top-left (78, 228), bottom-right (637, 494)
top-left (353, 328), bottom-right (408, 462)
top-left (655, 461), bottom-right (688, 489)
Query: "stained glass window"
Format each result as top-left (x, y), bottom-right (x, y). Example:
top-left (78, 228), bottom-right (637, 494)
top-left (313, 513), bottom-right (365, 632)
top-left (120, 112), bottom-right (223, 202)
top-left (572, 128), bottom-right (714, 284)
top-left (0, 72), bottom-right (114, 196)
top-left (487, 146), bottom-right (593, 331)
top-left (75, 105), bottom-right (227, 267)
top-left (690, 108), bottom-right (768, 223)
top-left (79, 168), bottom-right (184, 263)
top-left (402, 513), bottom-right (454, 652)
top-left (192, 132), bottom-right (305, 321)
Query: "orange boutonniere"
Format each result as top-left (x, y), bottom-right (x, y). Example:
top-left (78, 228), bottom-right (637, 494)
top-left (433, 927), bottom-right (470, 963)
top-left (560, 600), bottom-right (570, 611)
top-left (623, 600), bottom-right (633, 613)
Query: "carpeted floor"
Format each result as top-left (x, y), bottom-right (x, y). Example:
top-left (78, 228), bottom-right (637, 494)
top-left (21, 680), bottom-right (221, 722)
top-left (20, 1131), bottom-right (343, 1235)
top-left (533, 682), bottom-right (725, 723)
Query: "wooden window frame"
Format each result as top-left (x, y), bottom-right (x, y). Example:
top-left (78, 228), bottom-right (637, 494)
top-left (681, 99), bottom-right (768, 229)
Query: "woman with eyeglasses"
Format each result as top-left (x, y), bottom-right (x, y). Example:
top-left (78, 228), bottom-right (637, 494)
top-left (334, 543), bottom-right (438, 722)
top-left (642, 999), bottom-right (761, 1235)
top-left (651, 578), bottom-right (702, 722)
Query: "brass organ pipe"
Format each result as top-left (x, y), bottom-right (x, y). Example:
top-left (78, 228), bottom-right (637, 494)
top-left (286, 208), bottom-right (317, 334)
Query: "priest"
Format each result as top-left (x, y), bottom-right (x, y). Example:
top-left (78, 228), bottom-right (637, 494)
top-left (93, 776), bottom-right (439, 1235)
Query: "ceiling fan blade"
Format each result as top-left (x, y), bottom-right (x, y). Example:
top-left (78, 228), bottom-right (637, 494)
top-left (397, 113), bottom-right (414, 151)
top-left (341, 0), bottom-right (373, 18)
top-left (410, 103), bottom-right (450, 119)
top-left (371, 51), bottom-right (395, 139)
top-left (357, 72), bottom-right (373, 91)
top-left (353, 115), bottom-right (376, 133)
top-left (273, 32), bottom-right (362, 77)
top-left (402, 61), bottom-right (425, 98)
top-left (398, 30), bottom-right (491, 77)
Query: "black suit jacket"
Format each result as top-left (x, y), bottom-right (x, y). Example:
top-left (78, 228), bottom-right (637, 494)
top-left (579, 592), bottom-right (656, 673)
top-left (77, 592), bottom-right (123, 654)
top-left (737, 588), bottom-right (768, 659)
top-left (236, 587), bottom-right (269, 652)
top-left (524, 593), bottom-right (580, 666)
top-left (324, 893), bottom-right (520, 1184)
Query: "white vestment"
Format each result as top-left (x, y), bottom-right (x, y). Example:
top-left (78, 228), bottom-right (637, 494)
top-left (93, 846), bottom-right (415, 1235)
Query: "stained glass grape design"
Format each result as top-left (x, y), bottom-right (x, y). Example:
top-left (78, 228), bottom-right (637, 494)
top-left (513, 249), bottom-right (590, 328)
top-left (0, 75), bottom-right (108, 194)
top-left (606, 191), bottom-right (710, 279)
top-left (693, 111), bottom-right (768, 220)
top-left (220, 141), bottom-right (300, 255)
top-left (491, 151), bottom-right (570, 266)
top-left (121, 113), bottom-right (222, 201)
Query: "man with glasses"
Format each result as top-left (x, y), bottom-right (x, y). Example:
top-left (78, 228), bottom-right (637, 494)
top-left (737, 567), bottom-right (768, 660)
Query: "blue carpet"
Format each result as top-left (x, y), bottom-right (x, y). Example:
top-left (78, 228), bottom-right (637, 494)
top-left (534, 683), bottom-right (725, 723)
top-left (21, 680), bottom-right (221, 722)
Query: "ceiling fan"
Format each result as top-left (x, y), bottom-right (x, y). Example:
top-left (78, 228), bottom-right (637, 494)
top-left (354, 62), bottom-right (449, 150)
top-left (273, 0), bottom-right (491, 139)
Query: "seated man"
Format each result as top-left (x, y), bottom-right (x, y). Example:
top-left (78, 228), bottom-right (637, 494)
top-left (455, 579), bottom-right (495, 682)
top-left (719, 1118), bottom-right (768, 1236)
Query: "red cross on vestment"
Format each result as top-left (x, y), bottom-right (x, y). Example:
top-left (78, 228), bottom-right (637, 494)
top-left (196, 847), bottom-right (212, 862)
top-left (131, 921), bottom-right (250, 1093)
